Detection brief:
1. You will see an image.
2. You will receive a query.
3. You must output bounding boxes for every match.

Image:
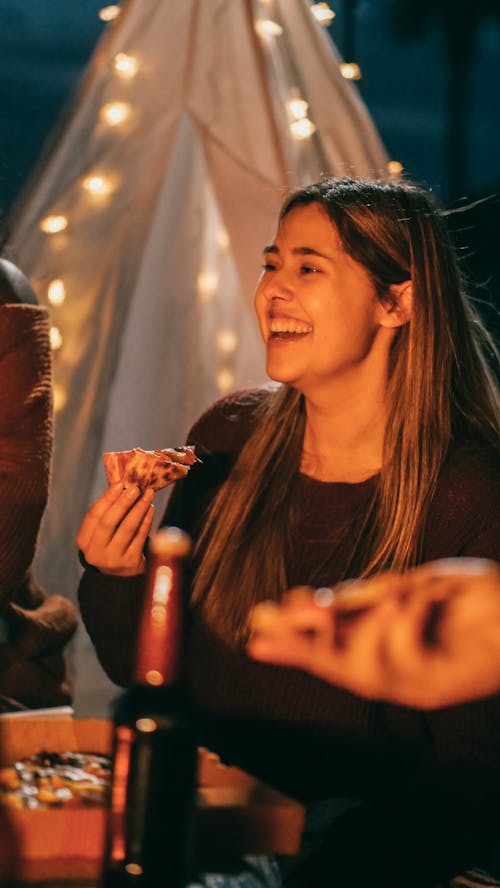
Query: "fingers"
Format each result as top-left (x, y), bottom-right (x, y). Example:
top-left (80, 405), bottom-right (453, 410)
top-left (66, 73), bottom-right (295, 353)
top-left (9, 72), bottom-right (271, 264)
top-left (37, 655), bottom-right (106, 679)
top-left (248, 592), bottom-right (336, 672)
top-left (76, 482), bottom-right (124, 551)
top-left (77, 485), bottom-right (155, 576)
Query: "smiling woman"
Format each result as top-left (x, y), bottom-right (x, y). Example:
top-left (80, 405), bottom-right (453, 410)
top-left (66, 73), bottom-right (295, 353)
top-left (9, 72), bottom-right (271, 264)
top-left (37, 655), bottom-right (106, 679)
top-left (78, 176), bottom-right (500, 888)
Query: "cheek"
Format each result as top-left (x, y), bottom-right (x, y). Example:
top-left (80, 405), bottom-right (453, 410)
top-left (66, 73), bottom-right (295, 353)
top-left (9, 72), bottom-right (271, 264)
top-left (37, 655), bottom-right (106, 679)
top-left (254, 289), bottom-right (266, 327)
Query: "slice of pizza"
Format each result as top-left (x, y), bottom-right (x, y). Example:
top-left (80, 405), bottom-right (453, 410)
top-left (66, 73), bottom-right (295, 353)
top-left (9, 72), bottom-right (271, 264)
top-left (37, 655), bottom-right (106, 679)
top-left (103, 445), bottom-right (201, 491)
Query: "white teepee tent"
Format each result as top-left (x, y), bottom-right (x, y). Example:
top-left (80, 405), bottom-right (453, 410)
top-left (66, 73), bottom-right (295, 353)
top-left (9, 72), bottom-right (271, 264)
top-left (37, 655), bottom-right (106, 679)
top-left (7, 0), bottom-right (388, 712)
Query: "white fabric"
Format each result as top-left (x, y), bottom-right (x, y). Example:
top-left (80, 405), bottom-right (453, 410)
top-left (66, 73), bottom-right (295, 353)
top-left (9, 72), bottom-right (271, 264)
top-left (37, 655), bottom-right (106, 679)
top-left (7, 0), bottom-right (387, 708)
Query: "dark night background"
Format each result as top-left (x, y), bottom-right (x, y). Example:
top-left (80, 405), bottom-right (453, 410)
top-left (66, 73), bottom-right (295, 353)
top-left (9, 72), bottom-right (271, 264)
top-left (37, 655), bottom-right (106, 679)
top-left (0, 0), bottom-right (499, 336)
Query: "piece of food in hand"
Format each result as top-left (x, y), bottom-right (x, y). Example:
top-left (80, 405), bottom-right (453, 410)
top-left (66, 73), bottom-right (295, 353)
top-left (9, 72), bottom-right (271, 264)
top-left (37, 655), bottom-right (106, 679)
top-left (103, 445), bottom-right (201, 491)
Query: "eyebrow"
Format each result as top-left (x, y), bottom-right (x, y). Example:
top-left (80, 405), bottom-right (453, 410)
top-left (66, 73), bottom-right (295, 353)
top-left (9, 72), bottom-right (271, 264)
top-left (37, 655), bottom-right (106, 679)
top-left (263, 244), bottom-right (332, 260)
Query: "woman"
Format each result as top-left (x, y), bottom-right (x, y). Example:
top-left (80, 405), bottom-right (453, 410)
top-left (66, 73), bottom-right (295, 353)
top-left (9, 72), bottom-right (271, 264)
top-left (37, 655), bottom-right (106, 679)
top-left (78, 177), bottom-right (500, 887)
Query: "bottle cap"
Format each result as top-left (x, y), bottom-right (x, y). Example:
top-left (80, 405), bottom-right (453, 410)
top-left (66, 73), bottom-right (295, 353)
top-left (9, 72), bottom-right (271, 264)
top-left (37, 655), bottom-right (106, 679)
top-left (149, 526), bottom-right (191, 558)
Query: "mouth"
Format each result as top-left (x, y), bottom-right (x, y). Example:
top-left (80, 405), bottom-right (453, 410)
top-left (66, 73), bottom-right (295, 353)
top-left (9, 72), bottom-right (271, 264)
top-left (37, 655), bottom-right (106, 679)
top-left (268, 318), bottom-right (312, 341)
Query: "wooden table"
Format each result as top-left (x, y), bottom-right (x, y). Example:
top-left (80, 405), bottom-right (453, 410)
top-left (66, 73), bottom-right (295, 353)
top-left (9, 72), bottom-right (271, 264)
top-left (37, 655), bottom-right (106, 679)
top-left (0, 713), bottom-right (304, 884)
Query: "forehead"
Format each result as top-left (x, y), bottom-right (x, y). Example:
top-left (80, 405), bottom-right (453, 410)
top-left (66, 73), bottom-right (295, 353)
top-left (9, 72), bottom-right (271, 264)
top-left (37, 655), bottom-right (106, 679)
top-left (275, 203), bottom-right (339, 250)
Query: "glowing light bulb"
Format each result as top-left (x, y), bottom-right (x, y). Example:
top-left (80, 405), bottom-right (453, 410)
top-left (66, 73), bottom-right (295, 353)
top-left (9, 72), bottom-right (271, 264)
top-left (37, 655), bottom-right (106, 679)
top-left (217, 330), bottom-right (238, 354)
top-left (217, 228), bottom-right (230, 250)
top-left (387, 160), bottom-right (403, 176)
top-left (287, 97), bottom-right (309, 121)
top-left (49, 326), bottom-right (63, 351)
top-left (340, 62), bottom-right (362, 80)
top-left (255, 19), bottom-right (283, 37)
top-left (197, 270), bottom-right (218, 301)
top-left (136, 718), bottom-right (157, 733)
top-left (290, 117), bottom-right (316, 140)
top-left (53, 384), bottom-right (67, 413)
top-left (82, 173), bottom-right (115, 197)
top-left (100, 101), bottom-right (132, 126)
top-left (311, 3), bottom-right (336, 25)
top-left (113, 53), bottom-right (138, 78)
top-left (99, 5), bottom-right (121, 21)
top-left (217, 369), bottom-right (235, 393)
top-left (47, 279), bottom-right (66, 306)
top-left (39, 214), bottom-right (68, 234)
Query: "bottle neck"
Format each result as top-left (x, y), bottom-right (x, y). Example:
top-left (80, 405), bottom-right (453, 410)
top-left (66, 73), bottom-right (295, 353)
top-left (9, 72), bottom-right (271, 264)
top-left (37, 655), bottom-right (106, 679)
top-left (134, 553), bottom-right (185, 688)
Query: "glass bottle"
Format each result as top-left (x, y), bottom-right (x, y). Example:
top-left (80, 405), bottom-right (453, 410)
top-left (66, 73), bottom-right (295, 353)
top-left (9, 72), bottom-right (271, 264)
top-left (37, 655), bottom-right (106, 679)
top-left (102, 527), bottom-right (197, 887)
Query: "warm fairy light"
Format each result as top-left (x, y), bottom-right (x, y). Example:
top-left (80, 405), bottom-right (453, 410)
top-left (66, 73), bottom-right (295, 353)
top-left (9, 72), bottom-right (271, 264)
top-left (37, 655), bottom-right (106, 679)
top-left (145, 669), bottom-right (163, 686)
top-left (340, 62), bottom-right (362, 80)
top-left (287, 97), bottom-right (309, 121)
top-left (311, 2), bottom-right (336, 25)
top-left (217, 369), bottom-right (235, 393)
top-left (290, 117), bottom-right (316, 140)
top-left (53, 384), bottom-right (67, 413)
top-left (217, 330), bottom-right (238, 355)
top-left (39, 214), bottom-right (68, 234)
top-left (98, 5), bottom-right (121, 21)
top-left (47, 279), bottom-right (66, 306)
top-left (217, 228), bottom-right (230, 250)
top-left (113, 53), bottom-right (139, 78)
top-left (217, 330), bottom-right (238, 354)
top-left (125, 863), bottom-right (143, 876)
top-left (100, 101), bottom-right (132, 126)
top-left (49, 326), bottom-right (63, 351)
top-left (82, 173), bottom-right (115, 197)
top-left (387, 160), bottom-right (404, 176)
top-left (136, 718), bottom-right (157, 733)
top-left (255, 19), bottom-right (283, 37)
top-left (197, 269), bottom-right (218, 301)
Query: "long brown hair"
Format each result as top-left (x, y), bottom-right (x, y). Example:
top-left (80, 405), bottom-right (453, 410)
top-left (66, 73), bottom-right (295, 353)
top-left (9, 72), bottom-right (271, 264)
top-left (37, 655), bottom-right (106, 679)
top-left (192, 177), bottom-right (500, 642)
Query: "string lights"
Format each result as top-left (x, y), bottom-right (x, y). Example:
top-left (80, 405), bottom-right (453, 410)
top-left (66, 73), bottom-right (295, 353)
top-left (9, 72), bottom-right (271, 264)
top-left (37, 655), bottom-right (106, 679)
top-left (38, 0), bottom-right (390, 412)
top-left (112, 52), bottom-right (139, 79)
top-left (387, 160), bottom-right (403, 176)
top-left (47, 279), bottom-right (66, 306)
top-left (339, 62), bottom-right (362, 81)
top-left (39, 214), bottom-right (68, 234)
top-left (255, 19), bottom-right (283, 38)
top-left (98, 5), bottom-right (121, 22)
top-left (311, 3), bottom-right (336, 26)
top-left (99, 101), bottom-right (132, 126)
top-left (82, 172), bottom-right (117, 198)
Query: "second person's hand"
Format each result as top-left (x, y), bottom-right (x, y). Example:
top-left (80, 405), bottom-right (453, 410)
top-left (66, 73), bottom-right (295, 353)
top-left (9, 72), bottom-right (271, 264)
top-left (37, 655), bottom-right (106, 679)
top-left (76, 483), bottom-right (155, 577)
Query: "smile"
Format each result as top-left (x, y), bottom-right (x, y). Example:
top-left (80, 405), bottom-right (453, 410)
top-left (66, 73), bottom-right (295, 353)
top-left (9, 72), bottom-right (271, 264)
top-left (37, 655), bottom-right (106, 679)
top-left (269, 319), bottom-right (312, 336)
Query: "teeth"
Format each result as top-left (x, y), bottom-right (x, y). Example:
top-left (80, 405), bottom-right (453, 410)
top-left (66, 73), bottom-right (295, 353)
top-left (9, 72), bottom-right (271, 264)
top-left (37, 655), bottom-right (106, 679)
top-left (269, 319), bottom-right (312, 334)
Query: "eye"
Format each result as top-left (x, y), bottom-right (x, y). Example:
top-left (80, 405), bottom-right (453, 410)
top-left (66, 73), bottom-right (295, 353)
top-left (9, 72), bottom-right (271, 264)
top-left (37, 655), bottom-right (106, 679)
top-left (300, 264), bottom-right (320, 275)
top-left (262, 262), bottom-right (278, 272)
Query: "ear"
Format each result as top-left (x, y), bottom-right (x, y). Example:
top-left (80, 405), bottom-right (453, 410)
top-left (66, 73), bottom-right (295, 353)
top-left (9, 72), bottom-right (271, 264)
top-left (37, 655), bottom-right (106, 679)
top-left (378, 281), bottom-right (412, 329)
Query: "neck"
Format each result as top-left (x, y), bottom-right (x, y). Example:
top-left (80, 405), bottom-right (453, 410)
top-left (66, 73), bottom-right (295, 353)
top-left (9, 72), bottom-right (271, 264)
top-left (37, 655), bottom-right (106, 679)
top-left (301, 374), bottom-right (389, 483)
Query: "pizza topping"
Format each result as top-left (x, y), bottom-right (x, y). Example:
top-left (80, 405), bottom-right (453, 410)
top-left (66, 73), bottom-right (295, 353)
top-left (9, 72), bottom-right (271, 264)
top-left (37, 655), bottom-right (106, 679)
top-left (0, 751), bottom-right (111, 809)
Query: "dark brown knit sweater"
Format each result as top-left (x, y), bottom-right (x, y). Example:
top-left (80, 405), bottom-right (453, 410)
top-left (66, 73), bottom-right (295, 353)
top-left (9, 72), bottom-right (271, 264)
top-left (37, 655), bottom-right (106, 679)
top-left (79, 388), bottom-right (500, 887)
top-left (0, 260), bottom-right (78, 708)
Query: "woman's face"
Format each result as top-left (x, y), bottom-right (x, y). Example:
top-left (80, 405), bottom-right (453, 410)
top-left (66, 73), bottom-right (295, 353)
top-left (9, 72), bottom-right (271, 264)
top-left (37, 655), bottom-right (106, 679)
top-left (254, 202), bottom-right (392, 399)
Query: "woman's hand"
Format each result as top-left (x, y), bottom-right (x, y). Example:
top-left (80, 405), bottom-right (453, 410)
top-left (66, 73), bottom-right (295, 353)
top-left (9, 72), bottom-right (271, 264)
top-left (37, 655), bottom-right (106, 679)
top-left (76, 481), bottom-right (155, 577)
top-left (247, 559), bottom-right (500, 709)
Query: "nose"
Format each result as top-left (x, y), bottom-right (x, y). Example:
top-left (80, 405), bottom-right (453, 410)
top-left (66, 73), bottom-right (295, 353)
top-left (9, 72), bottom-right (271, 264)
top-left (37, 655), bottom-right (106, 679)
top-left (260, 268), bottom-right (293, 302)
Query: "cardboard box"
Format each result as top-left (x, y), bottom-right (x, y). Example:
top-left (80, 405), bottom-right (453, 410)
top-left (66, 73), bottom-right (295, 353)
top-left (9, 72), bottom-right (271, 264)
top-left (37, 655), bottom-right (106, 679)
top-left (0, 709), bottom-right (304, 883)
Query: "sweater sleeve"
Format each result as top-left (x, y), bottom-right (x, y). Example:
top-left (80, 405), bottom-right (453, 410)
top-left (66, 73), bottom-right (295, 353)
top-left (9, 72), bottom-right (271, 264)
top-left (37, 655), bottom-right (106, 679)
top-left (0, 304), bottom-right (52, 608)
